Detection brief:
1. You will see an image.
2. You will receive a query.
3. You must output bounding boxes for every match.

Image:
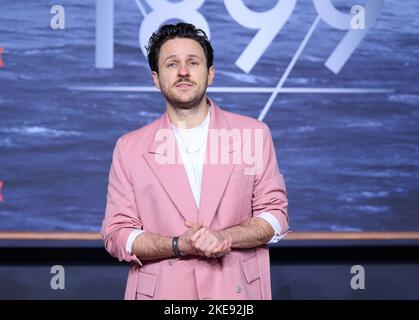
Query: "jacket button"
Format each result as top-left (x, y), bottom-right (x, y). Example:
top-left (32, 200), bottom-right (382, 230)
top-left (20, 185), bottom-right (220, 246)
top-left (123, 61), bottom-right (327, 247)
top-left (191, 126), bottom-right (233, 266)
top-left (235, 286), bottom-right (241, 294)
top-left (168, 259), bottom-right (174, 266)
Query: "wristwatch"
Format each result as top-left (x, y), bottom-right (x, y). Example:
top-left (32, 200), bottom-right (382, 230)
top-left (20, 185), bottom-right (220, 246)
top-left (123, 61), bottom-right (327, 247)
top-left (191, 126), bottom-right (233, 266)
top-left (172, 236), bottom-right (184, 257)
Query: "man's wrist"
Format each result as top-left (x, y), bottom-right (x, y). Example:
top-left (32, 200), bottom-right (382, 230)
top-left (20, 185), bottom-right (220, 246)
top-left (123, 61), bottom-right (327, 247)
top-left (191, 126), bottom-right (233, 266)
top-left (177, 236), bottom-right (187, 255)
top-left (220, 229), bottom-right (233, 246)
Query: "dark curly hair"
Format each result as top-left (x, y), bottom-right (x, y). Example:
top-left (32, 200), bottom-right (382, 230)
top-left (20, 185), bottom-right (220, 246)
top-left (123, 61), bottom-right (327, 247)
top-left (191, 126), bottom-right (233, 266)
top-left (145, 22), bottom-right (214, 73)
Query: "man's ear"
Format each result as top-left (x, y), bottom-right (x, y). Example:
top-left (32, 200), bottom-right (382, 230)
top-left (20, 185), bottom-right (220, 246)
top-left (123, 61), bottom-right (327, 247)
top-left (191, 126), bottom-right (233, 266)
top-left (208, 66), bottom-right (215, 86)
top-left (152, 71), bottom-right (161, 89)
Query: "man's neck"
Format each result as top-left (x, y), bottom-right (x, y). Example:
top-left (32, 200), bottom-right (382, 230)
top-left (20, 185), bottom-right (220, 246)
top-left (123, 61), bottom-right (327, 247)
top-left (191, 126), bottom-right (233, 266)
top-left (167, 98), bottom-right (210, 129)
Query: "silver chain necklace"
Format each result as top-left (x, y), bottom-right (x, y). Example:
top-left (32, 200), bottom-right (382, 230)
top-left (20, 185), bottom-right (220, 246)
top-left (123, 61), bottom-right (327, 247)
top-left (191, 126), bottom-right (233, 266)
top-left (176, 131), bottom-right (207, 153)
top-left (174, 107), bottom-right (211, 153)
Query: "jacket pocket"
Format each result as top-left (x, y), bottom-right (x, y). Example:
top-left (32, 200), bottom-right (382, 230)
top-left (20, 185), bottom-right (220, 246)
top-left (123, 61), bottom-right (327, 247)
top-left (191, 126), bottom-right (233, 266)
top-left (136, 271), bottom-right (157, 298)
top-left (241, 256), bottom-right (261, 284)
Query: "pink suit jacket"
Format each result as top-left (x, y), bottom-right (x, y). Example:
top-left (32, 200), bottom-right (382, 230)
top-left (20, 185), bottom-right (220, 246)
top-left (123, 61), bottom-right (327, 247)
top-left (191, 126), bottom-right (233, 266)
top-left (101, 99), bottom-right (288, 300)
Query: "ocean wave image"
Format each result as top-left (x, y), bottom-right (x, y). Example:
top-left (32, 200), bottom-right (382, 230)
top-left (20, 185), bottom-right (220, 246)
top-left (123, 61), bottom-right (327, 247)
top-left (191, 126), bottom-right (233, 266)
top-left (0, 0), bottom-right (418, 232)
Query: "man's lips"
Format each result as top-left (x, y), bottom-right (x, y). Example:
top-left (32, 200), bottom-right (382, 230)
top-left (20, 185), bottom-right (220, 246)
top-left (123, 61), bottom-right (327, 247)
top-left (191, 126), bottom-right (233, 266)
top-left (175, 82), bottom-right (194, 88)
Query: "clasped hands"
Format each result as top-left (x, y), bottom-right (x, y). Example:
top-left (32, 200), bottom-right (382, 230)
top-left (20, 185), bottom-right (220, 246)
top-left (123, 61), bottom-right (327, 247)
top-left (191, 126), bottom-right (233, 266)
top-left (178, 221), bottom-right (232, 258)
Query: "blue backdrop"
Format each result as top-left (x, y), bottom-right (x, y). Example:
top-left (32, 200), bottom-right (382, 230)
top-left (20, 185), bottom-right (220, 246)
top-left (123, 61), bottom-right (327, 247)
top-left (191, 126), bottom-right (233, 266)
top-left (0, 0), bottom-right (418, 232)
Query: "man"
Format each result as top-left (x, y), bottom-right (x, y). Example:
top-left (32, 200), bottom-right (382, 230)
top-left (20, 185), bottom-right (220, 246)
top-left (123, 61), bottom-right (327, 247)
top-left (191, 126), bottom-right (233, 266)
top-left (101, 23), bottom-right (289, 300)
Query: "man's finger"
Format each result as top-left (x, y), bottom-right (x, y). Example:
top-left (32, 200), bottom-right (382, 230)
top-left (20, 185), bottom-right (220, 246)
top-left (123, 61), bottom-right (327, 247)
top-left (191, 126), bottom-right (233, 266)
top-left (212, 245), bottom-right (229, 258)
top-left (193, 232), bottom-right (208, 250)
top-left (190, 228), bottom-right (205, 242)
top-left (211, 241), bottom-right (226, 254)
top-left (204, 239), bottom-right (221, 258)
top-left (185, 220), bottom-right (193, 228)
top-left (205, 241), bottom-right (219, 256)
top-left (211, 245), bottom-right (221, 254)
top-left (185, 220), bottom-right (202, 231)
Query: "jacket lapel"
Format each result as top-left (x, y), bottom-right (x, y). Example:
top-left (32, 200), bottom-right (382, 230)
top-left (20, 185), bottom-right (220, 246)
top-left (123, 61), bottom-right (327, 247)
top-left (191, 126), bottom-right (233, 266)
top-left (142, 113), bottom-right (198, 223)
top-left (199, 101), bottom-right (242, 227)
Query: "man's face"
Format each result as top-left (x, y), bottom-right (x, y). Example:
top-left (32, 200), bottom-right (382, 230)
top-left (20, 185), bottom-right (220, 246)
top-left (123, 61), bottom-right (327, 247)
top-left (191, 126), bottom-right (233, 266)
top-left (152, 37), bottom-right (215, 110)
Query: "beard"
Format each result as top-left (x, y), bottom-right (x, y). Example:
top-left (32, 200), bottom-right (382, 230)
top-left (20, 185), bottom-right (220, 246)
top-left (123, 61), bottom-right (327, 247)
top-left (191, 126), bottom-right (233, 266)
top-left (161, 77), bottom-right (208, 110)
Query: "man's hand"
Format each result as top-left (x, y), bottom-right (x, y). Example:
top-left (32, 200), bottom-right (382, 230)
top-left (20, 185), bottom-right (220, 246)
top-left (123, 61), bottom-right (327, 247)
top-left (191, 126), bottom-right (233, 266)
top-left (190, 227), bottom-right (232, 258)
top-left (208, 237), bottom-right (232, 258)
top-left (178, 221), bottom-right (202, 256)
top-left (179, 221), bottom-right (232, 258)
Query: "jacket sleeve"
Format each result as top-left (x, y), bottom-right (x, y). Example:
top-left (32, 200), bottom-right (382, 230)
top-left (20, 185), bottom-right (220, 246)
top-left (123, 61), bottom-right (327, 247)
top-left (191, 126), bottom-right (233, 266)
top-left (252, 123), bottom-right (289, 236)
top-left (101, 137), bottom-right (142, 265)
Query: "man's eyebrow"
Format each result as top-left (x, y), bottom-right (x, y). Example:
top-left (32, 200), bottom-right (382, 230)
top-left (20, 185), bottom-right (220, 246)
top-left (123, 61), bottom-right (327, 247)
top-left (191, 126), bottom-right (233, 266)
top-left (163, 54), bottom-right (201, 63)
top-left (163, 55), bottom-right (177, 63)
top-left (186, 54), bottom-right (201, 59)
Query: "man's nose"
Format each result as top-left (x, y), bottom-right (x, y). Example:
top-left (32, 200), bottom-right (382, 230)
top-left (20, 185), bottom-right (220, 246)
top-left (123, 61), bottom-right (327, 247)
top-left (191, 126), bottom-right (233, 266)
top-left (178, 64), bottom-right (190, 77)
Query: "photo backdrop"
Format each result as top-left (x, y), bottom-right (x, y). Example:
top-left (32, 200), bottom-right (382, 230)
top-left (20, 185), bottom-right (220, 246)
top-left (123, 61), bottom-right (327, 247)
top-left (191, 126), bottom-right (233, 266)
top-left (0, 0), bottom-right (418, 232)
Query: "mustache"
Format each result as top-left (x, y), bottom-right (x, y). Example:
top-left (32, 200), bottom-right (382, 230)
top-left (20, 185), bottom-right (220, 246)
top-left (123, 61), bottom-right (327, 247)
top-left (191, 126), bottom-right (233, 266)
top-left (174, 78), bottom-right (196, 86)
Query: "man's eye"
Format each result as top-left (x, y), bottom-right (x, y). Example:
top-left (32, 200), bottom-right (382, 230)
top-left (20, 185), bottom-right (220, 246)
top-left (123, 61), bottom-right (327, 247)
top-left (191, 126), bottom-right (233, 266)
top-left (167, 63), bottom-right (177, 68)
top-left (190, 61), bottom-right (199, 66)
